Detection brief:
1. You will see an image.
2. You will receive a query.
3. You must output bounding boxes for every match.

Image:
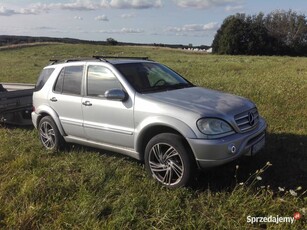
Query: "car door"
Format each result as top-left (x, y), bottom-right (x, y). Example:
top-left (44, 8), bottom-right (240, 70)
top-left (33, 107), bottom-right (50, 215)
top-left (48, 65), bottom-right (85, 138)
top-left (82, 64), bottom-right (134, 148)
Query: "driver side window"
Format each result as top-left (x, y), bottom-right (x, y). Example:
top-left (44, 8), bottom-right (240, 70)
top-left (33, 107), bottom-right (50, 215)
top-left (87, 65), bottom-right (122, 97)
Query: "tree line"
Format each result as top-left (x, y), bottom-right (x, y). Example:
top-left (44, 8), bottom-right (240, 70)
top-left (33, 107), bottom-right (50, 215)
top-left (0, 35), bottom-right (107, 46)
top-left (0, 35), bottom-right (210, 51)
top-left (212, 10), bottom-right (307, 56)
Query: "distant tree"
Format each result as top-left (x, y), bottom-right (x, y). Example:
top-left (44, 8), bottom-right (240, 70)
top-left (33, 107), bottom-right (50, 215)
top-left (212, 10), bottom-right (307, 56)
top-left (264, 10), bottom-right (307, 55)
top-left (212, 14), bottom-right (250, 55)
top-left (106, 37), bottom-right (118, 46)
top-left (244, 13), bottom-right (275, 55)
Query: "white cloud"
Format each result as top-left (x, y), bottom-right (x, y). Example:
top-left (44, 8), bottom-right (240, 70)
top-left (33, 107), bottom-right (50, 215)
top-left (121, 13), bottom-right (136, 18)
top-left (0, 4), bottom-right (45, 16)
top-left (0, 6), bottom-right (15, 16)
top-left (74, 16), bottom-right (83, 20)
top-left (99, 29), bottom-right (118, 34)
top-left (183, 24), bottom-right (204, 31)
top-left (203, 22), bottom-right (219, 30)
top-left (0, 0), bottom-right (163, 16)
top-left (225, 4), bottom-right (244, 12)
top-left (53, 0), bottom-right (97, 11)
top-left (99, 28), bottom-right (145, 34)
top-left (108, 0), bottom-right (162, 9)
top-left (174, 0), bottom-right (243, 9)
top-left (29, 3), bottom-right (51, 13)
top-left (95, 15), bottom-right (109, 21)
top-left (166, 22), bottom-right (219, 32)
top-left (121, 27), bottom-right (144, 33)
top-left (35, 26), bottom-right (55, 30)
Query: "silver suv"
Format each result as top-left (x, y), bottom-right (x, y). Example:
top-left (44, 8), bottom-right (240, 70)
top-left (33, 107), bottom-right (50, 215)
top-left (32, 57), bottom-right (267, 188)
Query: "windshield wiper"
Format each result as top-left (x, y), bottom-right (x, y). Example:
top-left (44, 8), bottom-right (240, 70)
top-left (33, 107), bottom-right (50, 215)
top-left (141, 85), bottom-right (171, 93)
top-left (168, 83), bottom-right (194, 89)
top-left (140, 83), bottom-right (194, 93)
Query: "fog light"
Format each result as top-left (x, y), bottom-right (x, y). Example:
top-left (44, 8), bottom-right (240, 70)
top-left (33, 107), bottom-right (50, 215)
top-left (228, 144), bottom-right (237, 154)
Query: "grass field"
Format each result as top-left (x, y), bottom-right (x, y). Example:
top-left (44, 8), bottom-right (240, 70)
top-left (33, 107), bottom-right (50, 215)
top-left (0, 44), bottom-right (306, 229)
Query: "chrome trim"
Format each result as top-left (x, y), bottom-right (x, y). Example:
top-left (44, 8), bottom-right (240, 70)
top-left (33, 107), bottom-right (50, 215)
top-left (83, 122), bottom-right (133, 135)
top-left (248, 111), bottom-right (255, 126)
top-left (234, 108), bottom-right (259, 132)
top-left (60, 117), bottom-right (83, 127)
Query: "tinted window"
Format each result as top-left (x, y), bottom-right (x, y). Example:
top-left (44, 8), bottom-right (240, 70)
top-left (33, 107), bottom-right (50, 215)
top-left (36, 68), bottom-right (55, 91)
top-left (115, 62), bottom-right (193, 93)
top-left (54, 66), bottom-right (83, 95)
top-left (54, 69), bottom-right (64, 93)
top-left (87, 66), bottom-right (121, 97)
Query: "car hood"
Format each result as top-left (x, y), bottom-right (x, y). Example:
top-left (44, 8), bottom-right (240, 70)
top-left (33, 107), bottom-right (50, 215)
top-left (144, 87), bottom-right (255, 117)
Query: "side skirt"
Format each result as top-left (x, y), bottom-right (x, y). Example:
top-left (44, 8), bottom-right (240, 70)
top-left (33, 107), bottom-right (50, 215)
top-left (64, 136), bottom-right (141, 160)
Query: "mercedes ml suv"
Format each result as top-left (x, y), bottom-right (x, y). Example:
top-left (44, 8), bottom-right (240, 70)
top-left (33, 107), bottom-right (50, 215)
top-left (32, 56), bottom-right (267, 188)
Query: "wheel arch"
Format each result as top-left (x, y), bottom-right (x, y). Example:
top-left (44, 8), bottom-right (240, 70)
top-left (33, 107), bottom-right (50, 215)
top-left (35, 105), bottom-right (66, 136)
top-left (136, 123), bottom-right (196, 162)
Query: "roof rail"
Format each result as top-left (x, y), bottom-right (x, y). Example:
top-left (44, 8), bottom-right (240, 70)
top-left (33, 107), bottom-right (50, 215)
top-left (49, 56), bottom-right (150, 65)
top-left (50, 57), bottom-right (99, 65)
top-left (93, 56), bottom-right (149, 61)
top-left (49, 59), bottom-right (60, 65)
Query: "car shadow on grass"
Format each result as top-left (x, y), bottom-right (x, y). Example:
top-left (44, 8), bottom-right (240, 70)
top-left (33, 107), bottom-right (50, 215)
top-left (192, 132), bottom-right (307, 193)
top-left (6, 124), bottom-right (305, 193)
top-left (67, 131), bottom-right (306, 193)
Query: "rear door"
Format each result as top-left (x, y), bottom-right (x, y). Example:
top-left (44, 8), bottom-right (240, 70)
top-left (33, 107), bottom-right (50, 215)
top-left (82, 64), bottom-right (134, 148)
top-left (48, 65), bottom-right (85, 138)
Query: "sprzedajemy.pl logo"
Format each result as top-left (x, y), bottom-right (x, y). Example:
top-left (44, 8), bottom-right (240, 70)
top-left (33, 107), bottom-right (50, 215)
top-left (247, 212), bottom-right (302, 224)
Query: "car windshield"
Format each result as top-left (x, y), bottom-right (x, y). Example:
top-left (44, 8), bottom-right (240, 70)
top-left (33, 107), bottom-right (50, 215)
top-left (114, 62), bottom-right (194, 93)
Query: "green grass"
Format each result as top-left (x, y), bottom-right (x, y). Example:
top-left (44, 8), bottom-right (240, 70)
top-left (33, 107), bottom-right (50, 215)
top-left (0, 44), bottom-right (306, 229)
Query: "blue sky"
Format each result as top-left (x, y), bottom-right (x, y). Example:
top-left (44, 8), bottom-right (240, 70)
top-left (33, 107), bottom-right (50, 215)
top-left (0, 0), bottom-right (305, 46)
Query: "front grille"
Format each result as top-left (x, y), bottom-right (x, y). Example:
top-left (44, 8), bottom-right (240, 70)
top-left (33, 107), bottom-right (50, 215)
top-left (234, 108), bottom-right (259, 132)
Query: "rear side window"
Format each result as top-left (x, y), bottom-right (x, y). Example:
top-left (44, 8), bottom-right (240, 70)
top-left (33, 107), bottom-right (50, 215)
top-left (54, 66), bottom-right (83, 95)
top-left (36, 68), bottom-right (55, 91)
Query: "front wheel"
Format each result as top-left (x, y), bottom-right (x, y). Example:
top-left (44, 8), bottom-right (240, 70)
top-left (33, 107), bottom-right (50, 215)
top-left (38, 116), bottom-right (64, 151)
top-left (144, 133), bottom-right (194, 188)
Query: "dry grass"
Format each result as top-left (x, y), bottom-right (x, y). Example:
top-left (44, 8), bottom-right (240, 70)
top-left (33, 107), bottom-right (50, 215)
top-left (0, 44), bottom-right (306, 229)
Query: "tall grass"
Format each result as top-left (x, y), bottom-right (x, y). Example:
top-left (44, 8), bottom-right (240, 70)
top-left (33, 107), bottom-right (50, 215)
top-left (0, 44), bottom-right (306, 229)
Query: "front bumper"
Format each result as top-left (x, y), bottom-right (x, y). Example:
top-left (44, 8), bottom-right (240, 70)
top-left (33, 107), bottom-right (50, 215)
top-left (187, 117), bottom-right (267, 169)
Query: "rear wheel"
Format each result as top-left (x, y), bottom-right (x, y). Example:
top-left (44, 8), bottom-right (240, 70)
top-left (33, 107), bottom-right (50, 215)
top-left (145, 133), bottom-right (194, 188)
top-left (38, 116), bottom-right (64, 151)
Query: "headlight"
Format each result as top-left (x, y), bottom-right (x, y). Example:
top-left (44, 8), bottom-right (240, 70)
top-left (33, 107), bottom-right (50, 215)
top-left (197, 118), bottom-right (234, 137)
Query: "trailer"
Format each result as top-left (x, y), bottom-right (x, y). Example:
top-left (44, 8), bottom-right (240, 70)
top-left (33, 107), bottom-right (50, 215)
top-left (0, 83), bottom-right (35, 125)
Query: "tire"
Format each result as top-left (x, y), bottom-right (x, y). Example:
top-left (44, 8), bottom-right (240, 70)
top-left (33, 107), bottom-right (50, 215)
top-left (144, 133), bottom-right (194, 188)
top-left (38, 116), bottom-right (64, 151)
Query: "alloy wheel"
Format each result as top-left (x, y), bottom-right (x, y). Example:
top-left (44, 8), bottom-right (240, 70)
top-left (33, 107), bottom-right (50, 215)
top-left (39, 121), bottom-right (56, 149)
top-left (148, 143), bottom-right (184, 186)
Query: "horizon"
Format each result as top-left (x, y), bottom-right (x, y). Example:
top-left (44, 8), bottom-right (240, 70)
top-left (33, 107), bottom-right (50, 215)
top-left (0, 0), bottom-right (306, 46)
top-left (0, 34), bottom-right (211, 48)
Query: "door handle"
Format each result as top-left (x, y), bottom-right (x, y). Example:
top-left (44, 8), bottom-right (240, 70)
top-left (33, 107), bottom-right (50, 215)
top-left (82, 101), bottom-right (92, 106)
top-left (50, 97), bottom-right (57, 102)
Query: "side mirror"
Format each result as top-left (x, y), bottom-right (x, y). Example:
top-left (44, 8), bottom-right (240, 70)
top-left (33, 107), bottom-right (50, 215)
top-left (104, 88), bottom-right (127, 101)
